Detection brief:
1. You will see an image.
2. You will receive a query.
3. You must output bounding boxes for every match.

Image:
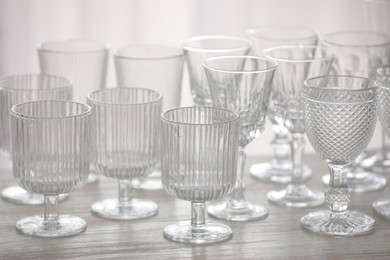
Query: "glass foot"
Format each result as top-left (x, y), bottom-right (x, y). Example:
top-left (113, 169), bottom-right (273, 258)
top-left (131, 170), bottom-right (162, 190)
top-left (207, 200), bottom-right (268, 221)
top-left (163, 221), bottom-right (232, 244)
top-left (1, 186), bottom-right (69, 205)
top-left (16, 215), bottom-right (86, 237)
top-left (373, 197), bottom-right (390, 220)
top-left (91, 198), bottom-right (158, 220)
top-left (322, 171), bottom-right (387, 192)
top-left (267, 185), bottom-right (324, 208)
top-left (301, 210), bottom-right (375, 236)
top-left (360, 152), bottom-right (390, 174)
top-left (250, 162), bottom-right (312, 184)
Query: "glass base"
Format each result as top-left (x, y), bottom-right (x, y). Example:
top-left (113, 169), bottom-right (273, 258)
top-left (131, 170), bottom-right (162, 190)
top-left (91, 198), bottom-right (158, 220)
top-left (207, 200), bottom-right (268, 221)
top-left (373, 197), bottom-right (390, 220)
top-left (321, 170), bottom-right (387, 192)
top-left (250, 162), bottom-right (312, 184)
top-left (16, 215), bottom-right (87, 237)
top-left (267, 185), bottom-right (324, 208)
top-left (360, 151), bottom-right (390, 174)
top-left (163, 221), bottom-right (232, 244)
top-left (301, 210), bottom-right (375, 236)
top-left (1, 186), bottom-right (69, 205)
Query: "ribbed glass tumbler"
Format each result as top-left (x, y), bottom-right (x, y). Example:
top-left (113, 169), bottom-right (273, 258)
top-left (161, 107), bottom-right (240, 244)
top-left (301, 76), bottom-right (377, 236)
top-left (0, 74), bottom-right (73, 205)
top-left (11, 100), bottom-right (91, 237)
top-left (88, 88), bottom-right (161, 220)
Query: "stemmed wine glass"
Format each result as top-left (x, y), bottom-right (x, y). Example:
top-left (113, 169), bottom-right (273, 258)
top-left (161, 107), bottom-right (240, 244)
top-left (264, 45), bottom-right (335, 207)
top-left (302, 75), bottom-right (377, 236)
top-left (88, 87), bottom-right (161, 220)
top-left (203, 56), bottom-right (277, 221)
top-left (0, 74), bottom-right (72, 205)
top-left (11, 100), bottom-right (91, 237)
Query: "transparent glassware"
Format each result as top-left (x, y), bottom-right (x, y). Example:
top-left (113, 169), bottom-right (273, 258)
top-left (161, 107), bottom-right (240, 244)
top-left (181, 35), bottom-right (252, 107)
top-left (203, 56), bottom-right (277, 221)
top-left (321, 31), bottom-right (390, 192)
top-left (246, 25), bottom-right (319, 183)
top-left (301, 75), bottom-right (377, 236)
top-left (113, 44), bottom-right (184, 190)
top-left (88, 87), bottom-right (161, 220)
top-left (373, 64), bottom-right (390, 219)
top-left (264, 45), bottom-right (335, 208)
top-left (38, 39), bottom-right (110, 183)
top-left (11, 100), bottom-right (91, 237)
top-left (0, 74), bottom-right (73, 205)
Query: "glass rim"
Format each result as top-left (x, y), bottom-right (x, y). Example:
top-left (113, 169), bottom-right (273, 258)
top-left (0, 74), bottom-right (73, 92)
top-left (11, 100), bottom-right (91, 120)
top-left (202, 55), bottom-right (278, 74)
top-left (321, 31), bottom-right (390, 48)
top-left (161, 106), bottom-right (240, 126)
top-left (263, 44), bottom-right (335, 63)
top-left (113, 44), bottom-right (183, 60)
top-left (180, 35), bottom-right (252, 53)
top-left (246, 25), bottom-right (318, 41)
top-left (304, 75), bottom-right (378, 92)
top-left (87, 87), bottom-right (162, 106)
top-left (37, 39), bottom-right (111, 54)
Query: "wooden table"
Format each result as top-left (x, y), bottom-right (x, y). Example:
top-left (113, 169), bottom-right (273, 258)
top-left (0, 153), bottom-right (389, 260)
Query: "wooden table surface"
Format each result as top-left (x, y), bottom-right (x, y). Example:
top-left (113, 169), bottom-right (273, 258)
top-left (1, 153), bottom-right (390, 260)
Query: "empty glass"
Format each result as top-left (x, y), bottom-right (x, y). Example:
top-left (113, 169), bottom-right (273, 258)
top-left (246, 25), bottom-right (318, 183)
top-left (264, 45), bottom-right (335, 208)
top-left (181, 35), bottom-right (252, 107)
top-left (113, 44), bottom-right (184, 190)
top-left (11, 100), bottom-right (91, 237)
top-left (301, 75), bottom-right (377, 236)
top-left (161, 107), bottom-right (240, 244)
top-left (0, 74), bottom-right (72, 205)
top-left (88, 88), bottom-right (161, 220)
top-left (204, 56), bottom-right (277, 221)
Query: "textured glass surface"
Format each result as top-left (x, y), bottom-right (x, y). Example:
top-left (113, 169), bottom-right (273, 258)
top-left (378, 65), bottom-right (390, 138)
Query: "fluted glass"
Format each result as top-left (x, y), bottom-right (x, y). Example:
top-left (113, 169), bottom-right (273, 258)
top-left (301, 75), bottom-right (377, 236)
top-left (12, 100), bottom-right (91, 237)
top-left (161, 107), bottom-right (240, 244)
top-left (0, 74), bottom-right (72, 205)
top-left (88, 88), bottom-right (161, 220)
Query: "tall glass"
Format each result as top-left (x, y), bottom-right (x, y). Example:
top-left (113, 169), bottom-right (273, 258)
top-left (0, 74), bottom-right (72, 205)
top-left (181, 35), bottom-right (252, 107)
top-left (246, 25), bottom-right (318, 183)
top-left (113, 44), bottom-right (184, 190)
top-left (204, 56), bottom-right (277, 221)
top-left (264, 45), bottom-right (335, 208)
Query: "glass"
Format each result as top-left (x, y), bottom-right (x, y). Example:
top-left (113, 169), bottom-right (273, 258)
top-left (161, 107), bottom-right (240, 244)
top-left (246, 25), bottom-right (318, 183)
top-left (12, 100), bottom-right (91, 237)
top-left (264, 45), bottom-right (335, 207)
top-left (113, 44), bottom-right (184, 190)
top-left (321, 31), bottom-right (390, 192)
top-left (88, 88), bottom-right (161, 220)
top-left (301, 75), bottom-right (377, 236)
top-left (181, 35), bottom-right (252, 107)
top-left (0, 74), bottom-right (72, 205)
top-left (204, 56), bottom-right (277, 221)
top-left (38, 39), bottom-right (110, 183)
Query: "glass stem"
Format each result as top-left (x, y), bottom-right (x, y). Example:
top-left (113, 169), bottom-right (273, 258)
top-left (228, 147), bottom-right (248, 209)
top-left (290, 133), bottom-right (305, 186)
top-left (271, 123), bottom-right (290, 166)
top-left (118, 179), bottom-right (133, 207)
top-left (44, 195), bottom-right (59, 221)
top-left (191, 201), bottom-right (206, 230)
top-left (326, 163), bottom-right (351, 213)
top-left (381, 127), bottom-right (389, 159)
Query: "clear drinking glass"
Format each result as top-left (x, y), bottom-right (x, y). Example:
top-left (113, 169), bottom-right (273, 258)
top-left (38, 39), bottom-right (110, 183)
top-left (264, 45), bottom-right (335, 208)
top-left (0, 74), bottom-right (73, 205)
top-left (301, 75), bottom-right (377, 236)
top-left (204, 56), bottom-right (277, 221)
top-left (88, 87), bottom-right (161, 220)
top-left (321, 31), bottom-right (390, 192)
top-left (181, 35), bottom-right (252, 107)
top-left (113, 44), bottom-right (184, 190)
top-left (11, 100), bottom-right (91, 237)
top-left (246, 25), bottom-right (318, 183)
top-left (161, 107), bottom-right (240, 244)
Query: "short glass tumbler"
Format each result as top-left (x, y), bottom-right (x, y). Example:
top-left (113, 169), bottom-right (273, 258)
top-left (301, 75), bottom-right (377, 236)
top-left (88, 88), bottom-right (161, 220)
top-left (11, 100), bottom-right (91, 237)
top-left (161, 107), bottom-right (240, 244)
